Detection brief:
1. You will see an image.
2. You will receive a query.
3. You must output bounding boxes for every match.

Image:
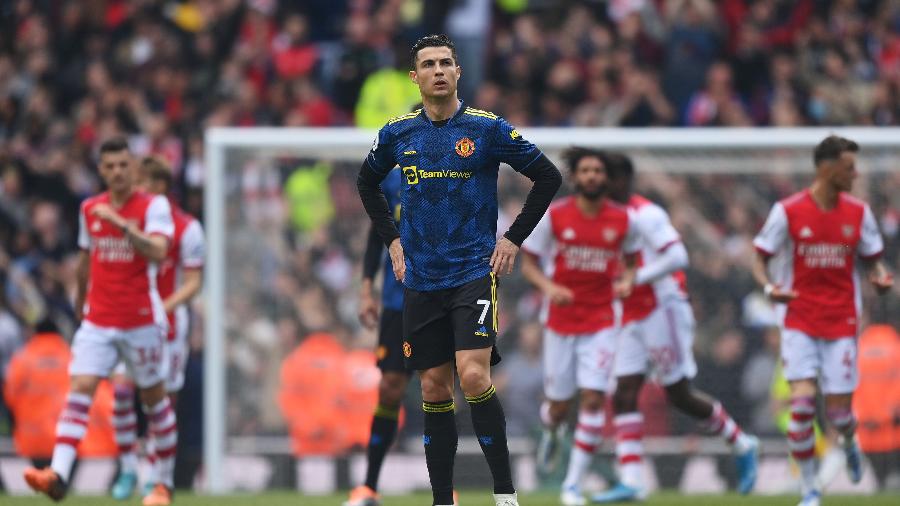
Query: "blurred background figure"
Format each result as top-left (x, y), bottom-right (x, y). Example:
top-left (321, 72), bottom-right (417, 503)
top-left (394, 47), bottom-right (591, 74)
top-left (854, 324), bottom-right (900, 491)
top-left (3, 319), bottom-right (116, 466)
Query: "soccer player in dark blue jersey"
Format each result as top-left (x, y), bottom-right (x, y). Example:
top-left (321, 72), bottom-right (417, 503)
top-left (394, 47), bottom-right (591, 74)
top-left (357, 34), bottom-right (562, 506)
top-left (346, 168), bottom-right (417, 506)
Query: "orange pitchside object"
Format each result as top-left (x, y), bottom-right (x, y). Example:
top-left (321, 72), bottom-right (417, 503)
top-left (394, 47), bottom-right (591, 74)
top-left (278, 332), bottom-right (400, 455)
top-left (853, 324), bottom-right (900, 453)
top-left (3, 332), bottom-right (116, 458)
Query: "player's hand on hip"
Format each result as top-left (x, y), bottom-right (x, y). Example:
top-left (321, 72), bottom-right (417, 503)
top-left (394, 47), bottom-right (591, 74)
top-left (767, 285), bottom-right (799, 303)
top-left (491, 236), bottom-right (519, 275)
top-left (358, 290), bottom-right (380, 329)
top-left (388, 238), bottom-right (405, 283)
top-left (547, 283), bottom-right (574, 306)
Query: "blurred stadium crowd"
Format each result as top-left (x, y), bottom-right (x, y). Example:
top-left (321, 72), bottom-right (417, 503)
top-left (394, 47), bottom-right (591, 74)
top-left (2, 0), bottom-right (900, 489)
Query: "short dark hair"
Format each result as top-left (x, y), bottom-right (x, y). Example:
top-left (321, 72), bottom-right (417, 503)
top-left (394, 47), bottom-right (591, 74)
top-left (603, 151), bottom-right (634, 181)
top-left (410, 34), bottom-right (458, 69)
top-left (562, 146), bottom-right (605, 174)
top-left (813, 135), bottom-right (859, 166)
top-left (99, 137), bottom-right (129, 155)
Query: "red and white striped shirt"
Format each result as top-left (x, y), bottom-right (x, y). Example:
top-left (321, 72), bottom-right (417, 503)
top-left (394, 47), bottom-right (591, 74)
top-left (621, 195), bottom-right (688, 324)
top-left (78, 191), bottom-right (174, 329)
top-left (754, 190), bottom-right (884, 339)
top-left (156, 202), bottom-right (205, 341)
top-left (522, 196), bottom-right (639, 334)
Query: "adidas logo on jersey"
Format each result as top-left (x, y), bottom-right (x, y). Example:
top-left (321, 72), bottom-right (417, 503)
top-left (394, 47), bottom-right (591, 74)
top-left (799, 226), bottom-right (813, 238)
top-left (562, 228), bottom-right (576, 240)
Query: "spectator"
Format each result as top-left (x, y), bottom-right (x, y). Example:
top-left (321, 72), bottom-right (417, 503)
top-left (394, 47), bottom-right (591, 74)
top-left (353, 45), bottom-right (420, 129)
top-left (854, 324), bottom-right (900, 491)
top-left (685, 62), bottom-right (752, 126)
top-left (3, 319), bottom-right (115, 462)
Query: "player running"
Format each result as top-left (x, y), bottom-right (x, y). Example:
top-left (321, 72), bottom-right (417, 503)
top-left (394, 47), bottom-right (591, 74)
top-left (110, 157), bottom-right (205, 500)
top-left (357, 34), bottom-right (561, 506)
top-left (752, 135), bottom-right (893, 506)
top-left (520, 147), bottom-right (640, 506)
top-left (24, 138), bottom-right (178, 506)
top-left (590, 152), bottom-right (760, 503)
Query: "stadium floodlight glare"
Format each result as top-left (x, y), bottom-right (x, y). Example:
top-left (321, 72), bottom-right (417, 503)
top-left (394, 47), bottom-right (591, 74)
top-left (203, 126), bottom-right (900, 494)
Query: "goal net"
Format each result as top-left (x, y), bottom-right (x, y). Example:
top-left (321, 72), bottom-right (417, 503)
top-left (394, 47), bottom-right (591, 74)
top-left (201, 127), bottom-right (900, 495)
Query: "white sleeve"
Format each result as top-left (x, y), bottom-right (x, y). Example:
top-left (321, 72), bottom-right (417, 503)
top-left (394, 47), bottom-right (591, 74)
top-left (180, 220), bottom-right (206, 268)
top-left (78, 204), bottom-right (90, 250)
top-left (857, 204), bottom-right (884, 258)
top-left (636, 204), bottom-right (681, 251)
top-left (144, 195), bottom-right (175, 239)
top-left (753, 203), bottom-right (788, 256)
top-left (622, 211), bottom-right (641, 255)
top-left (635, 242), bottom-right (689, 285)
top-left (521, 210), bottom-right (553, 256)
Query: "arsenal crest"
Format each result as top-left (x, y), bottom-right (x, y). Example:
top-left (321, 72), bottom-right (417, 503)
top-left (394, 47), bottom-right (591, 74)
top-left (842, 224), bottom-right (854, 238)
top-left (602, 227), bottom-right (618, 243)
top-left (455, 137), bottom-right (475, 158)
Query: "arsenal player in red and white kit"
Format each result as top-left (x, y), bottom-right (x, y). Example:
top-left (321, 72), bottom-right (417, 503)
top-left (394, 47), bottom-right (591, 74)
top-left (24, 138), bottom-right (178, 506)
top-left (109, 157), bottom-right (205, 500)
top-left (593, 153), bottom-right (759, 504)
top-left (520, 147), bottom-right (639, 506)
top-left (753, 136), bottom-right (892, 506)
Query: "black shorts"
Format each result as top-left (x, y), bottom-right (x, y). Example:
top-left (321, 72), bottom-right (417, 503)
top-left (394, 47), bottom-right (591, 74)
top-left (376, 309), bottom-right (410, 373)
top-left (402, 273), bottom-right (502, 371)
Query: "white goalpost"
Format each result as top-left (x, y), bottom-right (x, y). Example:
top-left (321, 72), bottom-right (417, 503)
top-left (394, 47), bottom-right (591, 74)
top-left (203, 126), bottom-right (900, 494)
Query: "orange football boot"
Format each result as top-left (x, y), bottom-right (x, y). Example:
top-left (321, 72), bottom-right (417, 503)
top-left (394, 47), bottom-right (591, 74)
top-left (23, 467), bottom-right (66, 501)
top-left (142, 483), bottom-right (173, 506)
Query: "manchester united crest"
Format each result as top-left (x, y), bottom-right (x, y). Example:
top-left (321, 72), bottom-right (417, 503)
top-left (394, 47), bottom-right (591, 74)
top-left (403, 341), bottom-right (412, 358)
top-left (455, 137), bottom-right (475, 158)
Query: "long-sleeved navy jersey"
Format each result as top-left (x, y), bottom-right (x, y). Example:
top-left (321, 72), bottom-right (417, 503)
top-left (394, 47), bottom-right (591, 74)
top-left (364, 102), bottom-right (542, 291)
top-left (379, 168), bottom-right (404, 310)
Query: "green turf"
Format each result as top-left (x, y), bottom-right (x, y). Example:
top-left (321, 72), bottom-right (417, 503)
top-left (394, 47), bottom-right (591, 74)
top-left (2, 491), bottom-right (897, 505)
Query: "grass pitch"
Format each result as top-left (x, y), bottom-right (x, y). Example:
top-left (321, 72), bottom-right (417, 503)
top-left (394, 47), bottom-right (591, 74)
top-left (2, 491), bottom-right (897, 505)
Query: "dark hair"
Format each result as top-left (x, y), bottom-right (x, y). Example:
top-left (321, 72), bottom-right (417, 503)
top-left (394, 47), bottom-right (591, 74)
top-left (813, 135), bottom-right (859, 166)
top-left (142, 156), bottom-right (173, 191)
top-left (410, 34), bottom-right (458, 69)
top-left (99, 136), bottom-right (130, 155)
top-left (562, 146), bottom-right (606, 174)
top-left (35, 317), bottom-right (59, 335)
top-left (603, 151), bottom-right (634, 181)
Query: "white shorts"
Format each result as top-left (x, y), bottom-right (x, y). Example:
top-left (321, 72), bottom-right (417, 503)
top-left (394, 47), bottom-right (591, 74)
top-left (543, 327), bottom-right (616, 400)
top-left (614, 299), bottom-right (697, 386)
top-left (111, 309), bottom-right (188, 392)
top-left (71, 321), bottom-right (167, 388)
top-left (164, 307), bottom-right (190, 392)
top-left (781, 328), bottom-right (857, 394)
